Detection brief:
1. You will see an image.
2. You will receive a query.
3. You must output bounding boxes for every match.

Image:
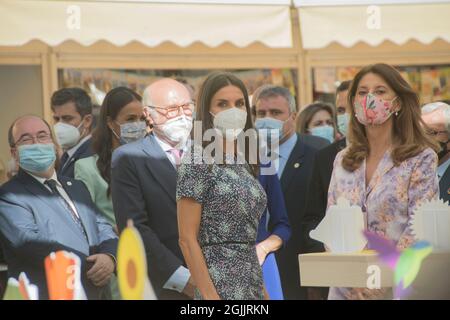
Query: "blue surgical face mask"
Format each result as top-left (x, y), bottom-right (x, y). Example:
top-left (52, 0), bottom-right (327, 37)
top-left (337, 113), bottom-right (350, 136)
top-left (310, 125), bottom-right (334, 143)
top-left (18, 143), bottom-right (56, 173)
top-left (112, 121), bottom-right (147, 145)
top-left (255, 117), bottom-right (285, 142)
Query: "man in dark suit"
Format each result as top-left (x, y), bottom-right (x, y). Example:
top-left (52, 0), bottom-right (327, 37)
top-left (300, 81), bottom-right (351, 299)
top-left (0, 115), bottom-right (117, 299)
top-left (302, 138), bottom-right (347, 254)
top-left (51, 88), bottom-right (94, 178)
top-left (111, 78), bottom-right (195, 299)
top-left (254, 86), bottom-right (329, 300)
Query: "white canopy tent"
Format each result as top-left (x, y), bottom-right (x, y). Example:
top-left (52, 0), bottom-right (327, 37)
top-left (0, 0), bottom-right (293, 48)
top-left (294, 0), bottom-right (450, 49)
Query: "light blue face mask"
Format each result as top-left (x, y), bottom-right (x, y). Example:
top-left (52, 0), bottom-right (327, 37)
top-left (337, 113), bottom-right (350, 136)
top-left (255, 117), bottom-right (285, 142)
top-left (113, 121), bottom-right (147, 145)
top-left (310, 125), bottom-right (334, 143)
top-left (18, 143), bottom-right (56, 173)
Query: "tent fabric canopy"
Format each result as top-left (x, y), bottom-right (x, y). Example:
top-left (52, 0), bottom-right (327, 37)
top-left (0, 0), bottom-right (293, 48)
top-left (296, 2), bottom-right (450, 49)
top-left (2, 0), bottom-right (449, 50)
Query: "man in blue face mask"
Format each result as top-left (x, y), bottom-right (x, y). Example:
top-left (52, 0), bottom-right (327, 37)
top-left (0, 115), bottom-right (118, 299)
top-left (253, 86), bottom-right (329, 300)
top-left (335, 80), bottom-right (352, 138)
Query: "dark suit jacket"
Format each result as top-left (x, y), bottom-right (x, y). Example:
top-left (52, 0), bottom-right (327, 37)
top-left (58, 138), bottom-right (94, 178)
top-left (275, 133), bottom-right (329, 300)
top-left (439, 165), bottom-right (450, 204)
top-left (0, 169), bottom-right (118, 300)
top-left (302, 138), bottom-right (347, 253)
top-left (111, 134), bottom-right (187, 299)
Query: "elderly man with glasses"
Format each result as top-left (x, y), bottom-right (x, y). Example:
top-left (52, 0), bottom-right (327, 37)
top-left (111, 78), bottom-right (196, 299)
top-left (422, 101), bottom-right (450, 203)
top-left (0, 115), bottom-right (118, 299)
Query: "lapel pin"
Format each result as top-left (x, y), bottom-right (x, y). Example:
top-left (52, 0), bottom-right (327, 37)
top-left (67, 181), bottom-right (72, 186)
top-left (294, 163), bottom-right (300, 168)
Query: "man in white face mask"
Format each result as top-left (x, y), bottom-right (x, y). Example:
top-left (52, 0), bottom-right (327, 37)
top-left (111, 78), bottom-right (196, 299)
top-left (51, 88), bottom-right (94, 178)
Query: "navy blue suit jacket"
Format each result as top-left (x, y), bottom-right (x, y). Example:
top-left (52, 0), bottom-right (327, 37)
top-left (111, 134), bottom-right (186, 299)
top-left (274, 134), bottom-right (329, 300)
top-left (257, 164), bottom-right (291, 244)
top-left (0, 169), bottom-right (118, 300)
top-left (58, 138), bottom-right (94, 178)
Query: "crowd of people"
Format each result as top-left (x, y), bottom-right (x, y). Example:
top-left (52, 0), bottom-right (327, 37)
top-left (0, 63), bottom-right (449, 300)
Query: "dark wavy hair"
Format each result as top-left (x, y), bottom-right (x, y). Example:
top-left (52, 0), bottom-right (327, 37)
top-left (91, 87), bottom-right (141, 196)
top-left (195, 71), bottom-right (259, 177)
top-left (343, 63), bottom-right (439, 172)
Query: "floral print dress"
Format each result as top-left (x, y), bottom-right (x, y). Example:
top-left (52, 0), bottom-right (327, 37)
top-left (326, 147), bottom-right (439, 300)
top-left (176, 147), bottom-right (267, 300)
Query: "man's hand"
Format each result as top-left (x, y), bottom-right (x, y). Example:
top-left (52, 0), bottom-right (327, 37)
top-left (86, 254), bottom-right (115, 287)
top-left (182, 276), bottom-right (196, 299)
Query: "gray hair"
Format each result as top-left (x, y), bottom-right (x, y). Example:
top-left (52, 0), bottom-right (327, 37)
top-left (256, 86), bottom-right (297, 113)
top-left (422, 101), bottom-right (449, 114)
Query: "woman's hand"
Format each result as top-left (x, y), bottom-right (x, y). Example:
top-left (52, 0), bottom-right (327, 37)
top-left (256, 243), bottom-right (269, 266)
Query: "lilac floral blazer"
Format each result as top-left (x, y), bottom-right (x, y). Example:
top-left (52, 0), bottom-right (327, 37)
top-left (326, 147), bottom-right (439, 299)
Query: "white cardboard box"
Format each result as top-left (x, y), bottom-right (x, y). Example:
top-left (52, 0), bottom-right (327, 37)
top-left (298, 251), bottom-right (450, 299)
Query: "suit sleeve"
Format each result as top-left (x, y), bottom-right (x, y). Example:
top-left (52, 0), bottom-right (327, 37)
top-left (111, 148), bottom-right (184, 285)
top-left (301, 152), bottom-right (327, 253)
top-left (0, 193), bottom-right (89, 270)
top-left (266, 171), bottom-right (291, 244)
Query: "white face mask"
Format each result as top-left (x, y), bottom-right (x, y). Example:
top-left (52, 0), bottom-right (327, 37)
top-left (53, 120), bottom-right (84, 149)
top-left (154, 115), bottom-right (193, 147)
top-left (211, 107), bottom-right (247, 141)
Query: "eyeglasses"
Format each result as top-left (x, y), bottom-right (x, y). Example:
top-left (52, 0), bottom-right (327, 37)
top-left (14, 132), bottom-right (52, 146)
top-left (147, 102), bottom-right (194, 119)
top-left (426, 129), bottom-right (448, 136)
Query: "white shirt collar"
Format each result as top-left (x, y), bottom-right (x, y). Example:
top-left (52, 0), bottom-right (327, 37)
top-left (28, 170), bottom-right (61, 187)
top-left (66, 134), bottom-right (91, 158)
top-left (153, 134), bottom-right (189, 153)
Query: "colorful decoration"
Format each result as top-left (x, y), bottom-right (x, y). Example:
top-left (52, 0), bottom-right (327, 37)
top-left (117, 219), bottom-right (156, 300)
top-left (363, 230), bottom-right (432, 299)
top-left (44, 251), bottom-right (86, 300)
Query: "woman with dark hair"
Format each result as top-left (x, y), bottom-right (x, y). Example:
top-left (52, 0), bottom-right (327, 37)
top-left (326, 63), bottom-right (440, 300)
top-left (75, 87), bottom-right (146, 227)
top-left (296, 102), bottom-right (339, 143)
top-left (75, 87), bottom-right (146, 299)
top-left (176, 72), bottom-right (268, 300)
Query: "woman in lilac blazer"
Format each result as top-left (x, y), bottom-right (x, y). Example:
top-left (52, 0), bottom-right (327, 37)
top-left (326, 63), bottom-right (440, 300)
